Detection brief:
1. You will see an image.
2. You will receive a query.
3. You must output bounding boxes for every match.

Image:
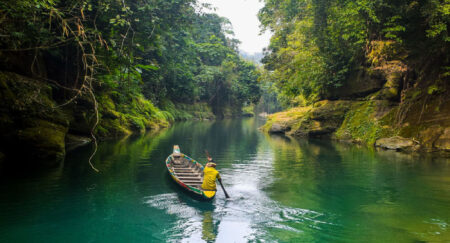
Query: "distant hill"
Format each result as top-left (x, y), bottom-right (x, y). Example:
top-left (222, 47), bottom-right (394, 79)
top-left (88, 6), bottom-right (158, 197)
top-left (239, 50), bottom-right (263, 65)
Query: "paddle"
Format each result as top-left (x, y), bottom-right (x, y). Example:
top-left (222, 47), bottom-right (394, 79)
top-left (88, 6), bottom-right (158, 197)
top-left (205, 150), bottom-right (230, 198)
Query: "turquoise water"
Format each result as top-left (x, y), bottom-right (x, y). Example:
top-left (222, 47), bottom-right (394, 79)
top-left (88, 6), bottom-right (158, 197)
top-left (0, 118), bottom-right (449, 242)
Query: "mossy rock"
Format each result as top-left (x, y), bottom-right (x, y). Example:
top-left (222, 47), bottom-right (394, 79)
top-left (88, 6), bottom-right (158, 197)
top-left (264, 100), bottom-right (356, 137)
top-left (335, 100), bottom-right (396, 145)
top-left (371, 67), bottom-right (403, 101)
top-left (16, 119), bottom-right (68, 166)
top-left (0, 72), bottom-right (72, 167)
top-left (96, 117), bottom-right (131, 138)
top-left (67, 109), bottom-right (95, 135)
top-left (375, 136), bottom-right (419, 151)
top-left (262, 106), bottom-right (312, 133)
top-left (0, 71), bottom-right (69, 126)
top-left (434, 128), bottom-right (450, 151)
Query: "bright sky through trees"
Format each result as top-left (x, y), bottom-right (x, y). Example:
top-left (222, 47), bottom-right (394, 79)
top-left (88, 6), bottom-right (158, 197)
top-left (199, 0), bottom-right (271, 54)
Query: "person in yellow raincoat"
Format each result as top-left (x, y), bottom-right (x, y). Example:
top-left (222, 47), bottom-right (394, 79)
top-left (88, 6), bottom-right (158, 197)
top-left (201, 158), bottom-right (221, 191)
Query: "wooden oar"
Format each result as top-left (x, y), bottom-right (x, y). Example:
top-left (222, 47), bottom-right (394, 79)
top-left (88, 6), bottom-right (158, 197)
top-left (205, 150), bottom-right (230, 198)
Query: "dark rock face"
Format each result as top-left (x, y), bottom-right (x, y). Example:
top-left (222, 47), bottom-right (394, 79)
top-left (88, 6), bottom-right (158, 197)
top-left (0, 152), bottom-right (4, 166)
top-left (0, 71), bottom-right (69, 166)
top-left (324, 67), bottom-right (386, 100)
top-left (434, 128), bottom-right (450, 151)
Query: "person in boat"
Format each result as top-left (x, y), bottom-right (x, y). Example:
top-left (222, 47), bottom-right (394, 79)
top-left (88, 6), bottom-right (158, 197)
top-left (201, 158), bottom-right (222, 191)
top-left (172, 152), bottom-right (188, 166)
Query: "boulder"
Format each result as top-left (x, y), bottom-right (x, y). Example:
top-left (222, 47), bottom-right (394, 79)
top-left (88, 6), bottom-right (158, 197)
top-left (269, 123), bottom-right (290, 134)
top-left (375, 136), bottom-right (419, 151)
top-left (17, 119), bottom-right (68, 166)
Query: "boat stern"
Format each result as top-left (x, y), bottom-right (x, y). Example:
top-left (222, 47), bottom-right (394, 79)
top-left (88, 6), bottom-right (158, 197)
top-left (202, 190), bottom-right (216, 199)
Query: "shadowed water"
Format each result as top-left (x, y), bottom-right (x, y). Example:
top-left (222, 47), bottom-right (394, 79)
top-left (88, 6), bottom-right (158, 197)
top-left (0, 118), bottom-right (449, 242)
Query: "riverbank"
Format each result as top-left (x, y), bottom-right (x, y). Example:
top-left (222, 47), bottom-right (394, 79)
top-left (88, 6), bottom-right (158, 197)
top-left (0, 71), bottom-right (252, 167)
top-left (263, 95), bottom-right (449, 154)
top-left (262, 53), bottom-right (450, 154)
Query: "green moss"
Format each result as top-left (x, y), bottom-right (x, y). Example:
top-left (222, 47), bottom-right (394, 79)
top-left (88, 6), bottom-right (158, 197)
top-left (262, 106), bottom-right (313, 132)
top-left (17, 119), bottom-right (68, 162)
top-left (97, 117), bottom-right (131, 137)
top-left (335, 101), bottom-right (396, 145)
top-left (95, 92), bottom-right (170, 137)
top-left (124, 114), bottom-right (146, 133)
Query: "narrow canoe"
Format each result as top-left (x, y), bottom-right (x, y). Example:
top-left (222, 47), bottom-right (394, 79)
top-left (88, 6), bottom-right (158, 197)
top-left (165, 145), bottom-right (216, 200)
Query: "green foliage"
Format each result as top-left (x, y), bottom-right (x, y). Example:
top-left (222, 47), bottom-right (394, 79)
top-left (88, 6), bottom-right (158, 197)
top-left (259, 0), bottom-right (450, 106)
top-left (0, 0), bottom-right (262, 131)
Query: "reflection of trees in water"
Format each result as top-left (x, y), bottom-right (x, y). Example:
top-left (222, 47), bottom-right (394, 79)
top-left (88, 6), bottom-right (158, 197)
top-left (265, 133), bottom-right (450, 242)
top-left (160, 118), bottom-right (261, 170)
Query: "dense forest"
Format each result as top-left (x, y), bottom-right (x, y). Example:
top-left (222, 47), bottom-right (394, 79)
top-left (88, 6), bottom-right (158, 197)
top-left (1, 0), bottom-right (449, 167)
top-left (259, 0), bottom-right (449, 152)
top-left (0, 0), bottom-right (261, 165)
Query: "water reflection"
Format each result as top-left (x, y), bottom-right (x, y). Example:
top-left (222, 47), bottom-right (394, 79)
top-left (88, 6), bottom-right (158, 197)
top-left (265, 133), bottom-right (450, 242)
top-left (201, 211), bottom-right (216, 242)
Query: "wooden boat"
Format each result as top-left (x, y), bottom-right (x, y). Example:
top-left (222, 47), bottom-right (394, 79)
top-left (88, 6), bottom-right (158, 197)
top-left (165, 145), bottom-right (216, 200)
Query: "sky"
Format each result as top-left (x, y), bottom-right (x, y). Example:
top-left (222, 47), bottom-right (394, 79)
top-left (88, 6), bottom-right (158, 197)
top-left (198, 0), bottom-right (271, 54)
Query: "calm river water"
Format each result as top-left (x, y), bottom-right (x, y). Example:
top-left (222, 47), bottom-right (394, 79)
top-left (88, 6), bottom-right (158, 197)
top-left (0, 118), bottom-right (449, 242)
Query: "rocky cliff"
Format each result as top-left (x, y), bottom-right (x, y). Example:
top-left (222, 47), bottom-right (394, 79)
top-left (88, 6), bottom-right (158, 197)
top-left (0, 71), bottom-right (170, 167)
top-left (263, 41), bottom-right (450, 153)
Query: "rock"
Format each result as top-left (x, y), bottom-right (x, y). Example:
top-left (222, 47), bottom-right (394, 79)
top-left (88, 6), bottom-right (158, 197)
top-left (269, 123), bottom-right (290, 133)
top-left (371, 60), bottom-right (406, 101)
top-left (264, 100), bottom-right (355, 137)
top-left (324, 67), bottom-right (385, 99)
top-left (418, 125), bottom-right (444, 150)
top-left (0, 72), bottom-right (70, 167)
top-left (292, 100), bottom-right (355, 137)
top-left (17, 119), bottom-right (68, 166)
top-left (375, 136), bottom-right (419, 151)
top-left (434, 128), bottom-right (450, 151)
top-left (69, 110), bottom-right (95, 135)
top-left (258, 112), bottom-right (268, 118)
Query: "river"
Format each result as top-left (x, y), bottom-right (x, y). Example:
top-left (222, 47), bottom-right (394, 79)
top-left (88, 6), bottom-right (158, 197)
top-left (0, 118), bottom-right (449, 242)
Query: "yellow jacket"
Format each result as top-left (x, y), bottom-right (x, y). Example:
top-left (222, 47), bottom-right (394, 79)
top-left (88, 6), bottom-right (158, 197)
top-left (202, 167), bottom-right (221, 190)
